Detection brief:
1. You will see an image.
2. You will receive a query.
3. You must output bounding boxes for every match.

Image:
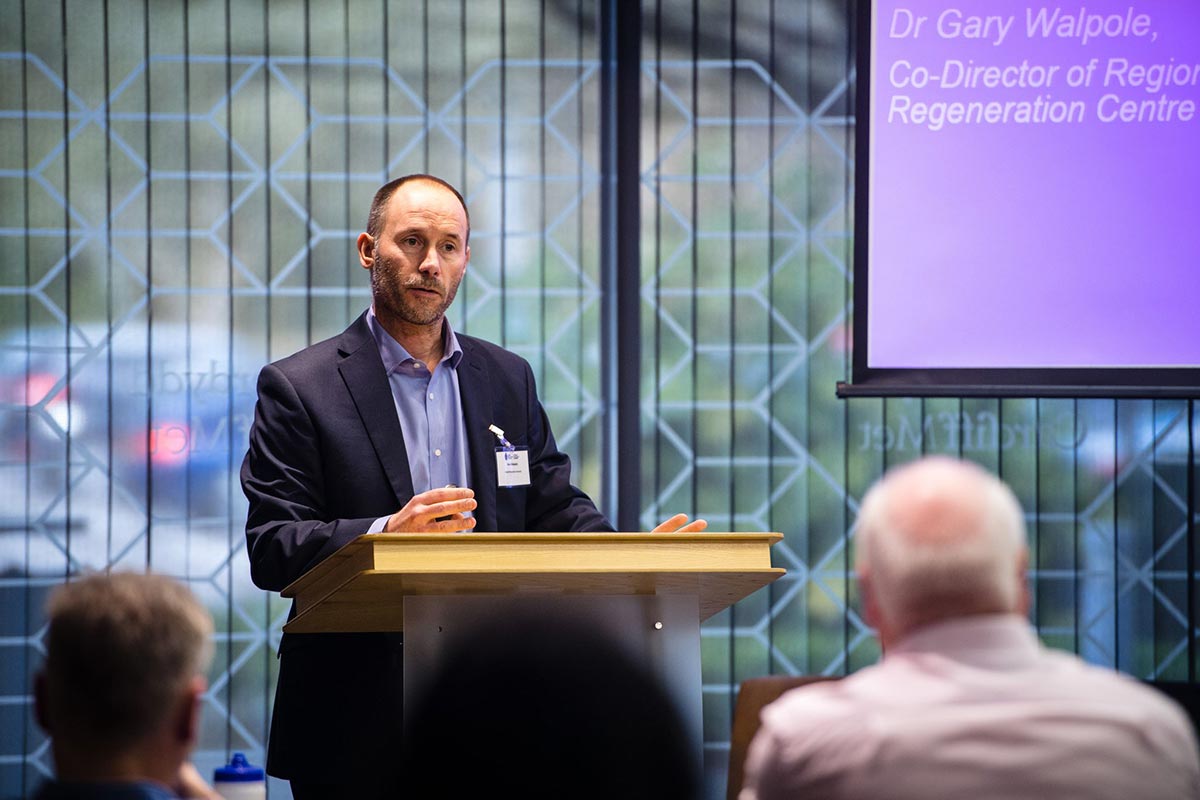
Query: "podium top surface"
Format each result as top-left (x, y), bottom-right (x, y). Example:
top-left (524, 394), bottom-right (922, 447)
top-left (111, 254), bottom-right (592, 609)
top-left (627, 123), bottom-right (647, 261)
top-left (281, 531), bottom-right (785, 633)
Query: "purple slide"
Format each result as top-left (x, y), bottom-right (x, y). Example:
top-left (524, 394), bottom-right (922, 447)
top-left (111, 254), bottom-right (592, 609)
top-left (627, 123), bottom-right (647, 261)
top-left (864, 0), bottom-right (1200, 371)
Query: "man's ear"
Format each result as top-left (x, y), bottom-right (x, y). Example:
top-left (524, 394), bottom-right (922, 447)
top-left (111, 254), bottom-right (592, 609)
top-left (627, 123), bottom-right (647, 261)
top-left (1016, 547), bottom-right (1031, 617)
top-left (859, 570), bottom-right (895, 653)
top-left (173, 676), bottom-right (206, 747)
top-left (356, 233), bottom-right (376, 270)
top-left (34, 672), bottom-right (51, 735)
top-left (859, 569), bottom-right (881, 632)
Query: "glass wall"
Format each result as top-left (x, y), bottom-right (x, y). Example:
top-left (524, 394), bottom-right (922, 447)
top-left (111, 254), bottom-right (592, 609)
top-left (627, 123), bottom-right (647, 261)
top-left (1, 1), bottom-right (1196, 798)
top-left (637, 3), bottom-right (861, 788)
top-left (0, 1), bottom-right (604, 796)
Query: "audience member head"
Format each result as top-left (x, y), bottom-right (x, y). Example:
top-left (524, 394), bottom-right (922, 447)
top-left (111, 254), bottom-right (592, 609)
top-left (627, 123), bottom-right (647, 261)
top-left (855, 456), bottom-right (1030, 648)
top-left (402, 610), bottom-right (698, 800)
top-left (35, 571), bottom-right (214, 784)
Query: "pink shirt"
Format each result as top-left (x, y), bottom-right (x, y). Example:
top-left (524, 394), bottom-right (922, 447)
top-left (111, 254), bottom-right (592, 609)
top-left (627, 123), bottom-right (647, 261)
top-left (741, 615), bottom-right (1200, 800)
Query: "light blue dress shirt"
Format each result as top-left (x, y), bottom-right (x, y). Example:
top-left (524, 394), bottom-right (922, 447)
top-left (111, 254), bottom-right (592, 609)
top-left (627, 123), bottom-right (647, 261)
top-left (366, 308), bottom-right (472, 531)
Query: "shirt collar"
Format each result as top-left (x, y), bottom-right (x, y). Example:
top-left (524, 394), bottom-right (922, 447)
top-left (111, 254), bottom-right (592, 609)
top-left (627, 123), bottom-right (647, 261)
top-left (888, 613), bottom-right (1043, 670)
top-left (367, 306), bottom-right (464, 374)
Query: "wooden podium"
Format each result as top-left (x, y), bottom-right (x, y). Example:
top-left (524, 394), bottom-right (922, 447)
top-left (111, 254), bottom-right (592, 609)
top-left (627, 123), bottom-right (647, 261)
top-left (280, 531), bottom-right (784, 770)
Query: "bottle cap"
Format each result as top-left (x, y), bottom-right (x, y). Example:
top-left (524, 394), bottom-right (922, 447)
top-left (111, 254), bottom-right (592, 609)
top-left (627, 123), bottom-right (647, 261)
top-left (214, 752), bottom-right (265, 783)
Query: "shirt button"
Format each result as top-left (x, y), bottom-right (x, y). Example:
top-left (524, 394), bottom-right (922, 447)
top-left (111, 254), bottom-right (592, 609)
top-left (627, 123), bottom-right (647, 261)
top-left (429, 393), bottom-right (434, 399)
top-left (434, 449), bottom-right (442, 457)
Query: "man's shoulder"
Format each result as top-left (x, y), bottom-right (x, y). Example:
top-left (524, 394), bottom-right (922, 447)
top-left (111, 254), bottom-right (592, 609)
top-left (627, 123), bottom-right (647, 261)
top-left (456, 332), bottom-right (533, 373)
top-left (1043, 650), bottom-right (1197, 731)
top-left (272, 334), bottom-right (342, 369)
top-left (747, 674), bottom-right (883, 788)
top-left (758, 651), bottom-right (1197, 750)
top-left (264, 317), bottom-right (370, 378)
top-left (757, 673), bottom-right (871, 739)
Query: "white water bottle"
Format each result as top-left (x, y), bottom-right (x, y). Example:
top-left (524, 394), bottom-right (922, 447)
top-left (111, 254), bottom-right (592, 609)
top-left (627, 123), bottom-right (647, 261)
top-left (213, 752), bottom-right (265, 800)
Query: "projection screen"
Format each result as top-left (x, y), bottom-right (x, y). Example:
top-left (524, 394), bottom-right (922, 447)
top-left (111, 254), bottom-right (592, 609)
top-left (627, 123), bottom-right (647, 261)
top-left (843, 0), bottom-right (1200, 398)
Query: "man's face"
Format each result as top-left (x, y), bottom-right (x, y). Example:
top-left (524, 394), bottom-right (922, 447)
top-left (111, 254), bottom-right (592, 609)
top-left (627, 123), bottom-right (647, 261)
top-left (366, 180), bottom-right (470, 329)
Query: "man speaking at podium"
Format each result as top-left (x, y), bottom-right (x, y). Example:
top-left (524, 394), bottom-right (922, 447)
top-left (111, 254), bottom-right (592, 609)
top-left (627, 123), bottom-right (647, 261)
top-left (241, 174), bottom-right (705, 797)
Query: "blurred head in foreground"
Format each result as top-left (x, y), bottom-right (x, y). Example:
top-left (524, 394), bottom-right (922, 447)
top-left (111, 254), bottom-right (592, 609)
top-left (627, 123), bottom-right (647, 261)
top-left (35, 572), bottom-right (214, 788)
top-left (403, 611), bottom-right (698, 800)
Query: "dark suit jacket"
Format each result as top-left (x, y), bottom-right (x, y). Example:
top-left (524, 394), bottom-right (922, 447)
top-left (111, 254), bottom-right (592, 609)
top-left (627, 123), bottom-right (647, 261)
top-left (241, 312), bottom-right (613, 780)
top-left (32, 781), bottom-right (180, 800)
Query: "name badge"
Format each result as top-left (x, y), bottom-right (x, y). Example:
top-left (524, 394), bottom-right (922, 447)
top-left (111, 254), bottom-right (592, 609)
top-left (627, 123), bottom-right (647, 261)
top-left (495, 447), bottom-right (531, 487)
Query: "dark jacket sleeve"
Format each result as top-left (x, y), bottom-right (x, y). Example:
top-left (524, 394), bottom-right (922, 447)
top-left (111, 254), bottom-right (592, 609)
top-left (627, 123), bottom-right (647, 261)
top-left (240, 362), bottom-right (378, 591)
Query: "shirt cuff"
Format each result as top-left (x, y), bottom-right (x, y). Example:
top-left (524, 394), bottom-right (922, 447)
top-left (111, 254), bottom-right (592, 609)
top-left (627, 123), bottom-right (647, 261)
top-left (367, 515), bottom-right (389, 534)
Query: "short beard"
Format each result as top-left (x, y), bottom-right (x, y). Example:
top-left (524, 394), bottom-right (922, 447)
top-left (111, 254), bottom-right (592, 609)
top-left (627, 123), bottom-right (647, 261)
top-left (371, 248), bottom-right (459, 327)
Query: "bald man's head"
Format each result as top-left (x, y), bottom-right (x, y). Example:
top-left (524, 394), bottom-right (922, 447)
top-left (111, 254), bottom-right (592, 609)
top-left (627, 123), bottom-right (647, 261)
top-left (855, 457), bottom-right (1029, 647)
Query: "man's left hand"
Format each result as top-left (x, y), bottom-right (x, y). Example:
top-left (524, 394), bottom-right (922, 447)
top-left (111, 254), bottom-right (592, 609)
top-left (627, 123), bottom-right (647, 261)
top-left (651, 513), bottom-right (708, 533)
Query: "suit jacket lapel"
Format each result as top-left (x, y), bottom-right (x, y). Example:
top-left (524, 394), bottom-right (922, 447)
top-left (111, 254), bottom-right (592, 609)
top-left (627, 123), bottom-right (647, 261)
top-left (458, 337), bottom-right (499, 531)
top-left (337, 314), bottom-right (415, 506)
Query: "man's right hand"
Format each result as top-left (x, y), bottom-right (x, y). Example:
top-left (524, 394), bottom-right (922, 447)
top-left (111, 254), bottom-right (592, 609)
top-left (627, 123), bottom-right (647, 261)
top-left (384, 486), bottom-right (477, 532)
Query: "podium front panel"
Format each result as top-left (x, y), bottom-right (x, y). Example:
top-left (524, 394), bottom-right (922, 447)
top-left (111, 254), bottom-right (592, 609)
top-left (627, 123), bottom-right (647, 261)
top-left (403, 594), bottom-right (703, 773)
